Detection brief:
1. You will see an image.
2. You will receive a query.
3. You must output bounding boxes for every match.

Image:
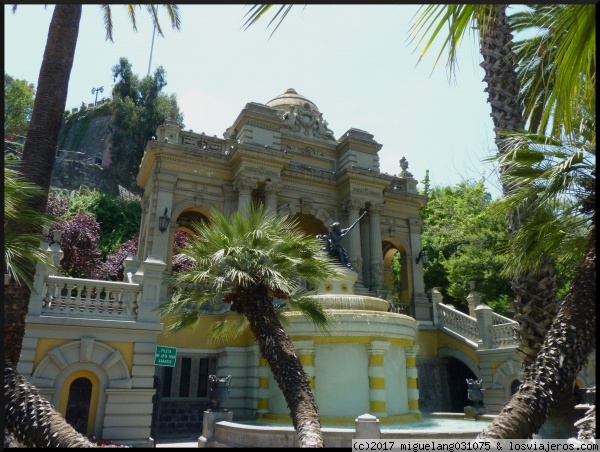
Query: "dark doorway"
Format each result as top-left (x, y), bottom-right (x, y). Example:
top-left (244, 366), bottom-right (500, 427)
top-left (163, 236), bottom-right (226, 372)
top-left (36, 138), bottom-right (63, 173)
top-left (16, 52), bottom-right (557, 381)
top-left (65, 377), bottom-right (93, 435)
top-left (445, 358), bottom-right (478, 412)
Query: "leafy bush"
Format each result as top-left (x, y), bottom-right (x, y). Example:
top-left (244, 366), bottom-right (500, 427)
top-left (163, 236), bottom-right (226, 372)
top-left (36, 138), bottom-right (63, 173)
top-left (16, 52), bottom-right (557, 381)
top-left (94, 234), bottom-right (139, 281)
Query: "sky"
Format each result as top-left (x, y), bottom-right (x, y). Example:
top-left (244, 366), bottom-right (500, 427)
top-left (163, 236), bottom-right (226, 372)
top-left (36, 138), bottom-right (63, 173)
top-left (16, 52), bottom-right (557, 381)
top-left (5, 4), bottom-right (506, 199)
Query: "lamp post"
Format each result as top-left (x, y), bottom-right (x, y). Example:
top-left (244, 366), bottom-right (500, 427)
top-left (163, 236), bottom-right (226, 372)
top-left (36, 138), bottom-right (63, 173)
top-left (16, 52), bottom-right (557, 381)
top-left (416, 249), bottom-right (429, 266)
top-left (91, 86), bottom-right (104, 105)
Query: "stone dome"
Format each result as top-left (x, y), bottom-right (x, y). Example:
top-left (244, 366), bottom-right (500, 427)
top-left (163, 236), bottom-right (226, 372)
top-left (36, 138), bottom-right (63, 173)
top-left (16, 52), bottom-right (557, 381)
top-left (266, 88), bottom-right (320, 113)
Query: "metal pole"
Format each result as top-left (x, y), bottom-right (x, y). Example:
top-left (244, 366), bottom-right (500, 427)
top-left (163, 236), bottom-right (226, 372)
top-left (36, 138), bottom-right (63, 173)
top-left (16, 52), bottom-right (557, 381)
top-left (147, 25), bottom-right (156, 76)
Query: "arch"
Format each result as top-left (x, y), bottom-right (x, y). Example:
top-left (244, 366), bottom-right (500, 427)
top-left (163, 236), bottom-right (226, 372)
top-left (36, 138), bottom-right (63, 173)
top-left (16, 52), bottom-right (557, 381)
top-left (382, 238), bottom-right (411, 304)
top-left (492, 358), bottom-right (524, 399)
top-left (438, 347), bottom-right (481, 379)
top-left (171, 198), bottom-right (216, 221)
top-left (30, 338), bottom-right (132, 436)
top-left (65, 376), bottom-right (93, 435)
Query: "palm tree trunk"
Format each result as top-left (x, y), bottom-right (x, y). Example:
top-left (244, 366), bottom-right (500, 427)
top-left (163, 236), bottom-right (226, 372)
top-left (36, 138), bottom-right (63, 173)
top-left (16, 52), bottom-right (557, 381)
top-left (233, 285), bottom-right (324, 448)
top-left (478, 4), bottom-right (560, 368)
top-left (478, 230), bottom-right (595, 439)
top-left (4, 359), bottom-right (93, 448)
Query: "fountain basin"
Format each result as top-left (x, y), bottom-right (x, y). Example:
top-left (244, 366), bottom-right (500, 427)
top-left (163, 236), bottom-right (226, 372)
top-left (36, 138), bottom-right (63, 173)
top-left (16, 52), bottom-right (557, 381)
top-left (208, 414), bottom-right (494, 448)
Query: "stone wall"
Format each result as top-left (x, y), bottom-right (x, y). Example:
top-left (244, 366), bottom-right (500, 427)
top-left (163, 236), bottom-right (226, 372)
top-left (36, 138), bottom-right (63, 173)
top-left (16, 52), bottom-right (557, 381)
top-left (50, 158), bottom-right (121, 197)
top-left (156, 399), bottom-right (210, 438)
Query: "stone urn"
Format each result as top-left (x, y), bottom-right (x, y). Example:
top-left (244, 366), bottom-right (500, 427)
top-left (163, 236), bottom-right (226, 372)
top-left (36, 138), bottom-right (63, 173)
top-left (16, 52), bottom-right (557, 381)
top-left (208, 375), bottom-right (231, 411)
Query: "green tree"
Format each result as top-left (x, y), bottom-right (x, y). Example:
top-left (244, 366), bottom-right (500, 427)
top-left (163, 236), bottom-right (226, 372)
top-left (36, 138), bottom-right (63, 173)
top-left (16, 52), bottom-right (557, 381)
top-left (419, 179), bottom-right (512, 311)
top-left (390, 252), bottom-right (403, 304)
top-left (111, 57), bottom-right (183, 189)
top-left (4, 73), bottom-right (35, 138)
top-left (157, 205), bottom-right (342, 448)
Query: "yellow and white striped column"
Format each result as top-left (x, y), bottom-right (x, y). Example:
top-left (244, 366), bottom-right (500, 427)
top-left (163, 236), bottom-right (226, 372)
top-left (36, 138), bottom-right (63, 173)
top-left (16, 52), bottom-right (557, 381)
top-left (257, 356), bottom-right (271, 415)
top-left (293, 340), bottom-right (316, 390)
top-left (368, 340), bottom-right (390, 417)
top-left (405, 345), bottom-right (420, 413)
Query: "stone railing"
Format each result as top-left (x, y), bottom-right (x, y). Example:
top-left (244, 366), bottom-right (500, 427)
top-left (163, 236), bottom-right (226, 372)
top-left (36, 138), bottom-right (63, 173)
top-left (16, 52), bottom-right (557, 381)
top-left (437, 303), bottom-right (479, 344)
top-left (41, 275), bottom-right (141, 321)
top-left (491, 312), bottom-right (518, 348)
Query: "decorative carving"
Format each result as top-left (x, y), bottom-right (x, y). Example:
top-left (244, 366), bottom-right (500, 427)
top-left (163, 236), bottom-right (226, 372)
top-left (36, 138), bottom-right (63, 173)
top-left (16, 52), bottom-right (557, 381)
top-left (399, 156), bottom-right (413, 178)
top-left (265, 182), bottom-right (283, 196)
top-left (233, 178), bottom-right (257, 194)
top-left (342, 198), bottom-right (365, 213)
top-left (301, 199), bottom-right (314, 215)
top-left (281, 103), bottom-right (335, 140)
top-left (369, 202), bottom-right (385, 215)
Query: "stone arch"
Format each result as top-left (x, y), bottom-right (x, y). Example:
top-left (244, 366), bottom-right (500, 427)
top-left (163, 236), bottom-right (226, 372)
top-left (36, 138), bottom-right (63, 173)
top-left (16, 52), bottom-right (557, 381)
top-left (278, 202), bottom-right (300, 218)
top-left (492, 358), bottom-right (523, 399)
top-left (30, 338), bottom-right (131, 436)
top-left (438, 346), bottom-right (481, 379)
top-left (382, 237), bottom-right (411, 303)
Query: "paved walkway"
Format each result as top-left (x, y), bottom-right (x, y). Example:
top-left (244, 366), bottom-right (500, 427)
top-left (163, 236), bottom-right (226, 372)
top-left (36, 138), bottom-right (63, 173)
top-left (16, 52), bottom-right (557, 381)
top-left (155, 436), bottom-right (199, 448)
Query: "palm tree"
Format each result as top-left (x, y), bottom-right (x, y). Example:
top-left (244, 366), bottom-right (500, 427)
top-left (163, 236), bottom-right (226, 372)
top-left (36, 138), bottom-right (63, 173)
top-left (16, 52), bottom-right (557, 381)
top-left (157, 205), bottom-right (342, 448)
top-left (479, 120), bottom-right (595, 439)
top-left (510, 5), bottom-right (596, 141)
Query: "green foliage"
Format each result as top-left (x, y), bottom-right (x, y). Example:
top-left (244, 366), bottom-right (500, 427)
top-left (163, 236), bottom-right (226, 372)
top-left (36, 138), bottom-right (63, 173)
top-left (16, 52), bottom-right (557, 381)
top-left (4, 73), bottom-right (35, 138)
top-left (390, 252), bottom-right (404, 303)
top-left (420, 179), bottom-right (513, 310)
top-left (51, 187), bottom-right (141, 257)
top-left (487, 294), bottom-right (514, 319)
top-left (4, 158), bottom-right (56, 289)
top-left (110, 58), bottom-right (183, 189)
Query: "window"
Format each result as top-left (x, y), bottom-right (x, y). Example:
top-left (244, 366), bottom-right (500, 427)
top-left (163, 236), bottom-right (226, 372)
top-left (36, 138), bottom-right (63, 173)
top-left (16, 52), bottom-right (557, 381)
top-left (65, 377), bottom-right (92, 434)
top-left (158, 356), bottom-right (216, 398)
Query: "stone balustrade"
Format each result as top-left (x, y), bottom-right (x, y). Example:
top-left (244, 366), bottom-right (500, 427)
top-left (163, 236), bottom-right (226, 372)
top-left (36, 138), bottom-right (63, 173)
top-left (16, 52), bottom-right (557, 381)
top-left (41, 275), bottom-right (141, 321)
top-left (491, 313), bottom-right (518, 348)
top-left (437, 303), bottom-right (479, 343)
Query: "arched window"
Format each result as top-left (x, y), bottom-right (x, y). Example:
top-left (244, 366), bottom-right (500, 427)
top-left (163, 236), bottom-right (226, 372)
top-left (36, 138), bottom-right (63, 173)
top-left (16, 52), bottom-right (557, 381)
top-left (65, 377), bottom-right (92, 435)
top-left (510, 379), bottom-right (521, 395)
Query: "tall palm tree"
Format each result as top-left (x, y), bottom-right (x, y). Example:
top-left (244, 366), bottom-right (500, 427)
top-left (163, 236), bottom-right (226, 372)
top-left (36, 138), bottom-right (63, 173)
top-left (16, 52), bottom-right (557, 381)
top-left (479, 120), bottom-right (595, 439)
top-left (157, 205), bottom-right (342, 448)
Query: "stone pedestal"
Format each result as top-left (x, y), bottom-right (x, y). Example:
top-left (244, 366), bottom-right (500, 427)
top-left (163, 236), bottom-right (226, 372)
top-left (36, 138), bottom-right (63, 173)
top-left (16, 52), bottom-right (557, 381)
top-left (198, 410), bottom-right (233, 448)
top-left (355, 413), bottom-right (381, 439)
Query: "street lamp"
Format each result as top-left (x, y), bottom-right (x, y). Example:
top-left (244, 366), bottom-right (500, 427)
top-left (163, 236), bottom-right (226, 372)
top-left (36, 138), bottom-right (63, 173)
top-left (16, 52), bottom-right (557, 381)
top-left (416, 249), bottom-right (429, 266)
top-left (91, 86), bottom-right (104, 105)
top-left (158, 208), bottom-right (171, 233)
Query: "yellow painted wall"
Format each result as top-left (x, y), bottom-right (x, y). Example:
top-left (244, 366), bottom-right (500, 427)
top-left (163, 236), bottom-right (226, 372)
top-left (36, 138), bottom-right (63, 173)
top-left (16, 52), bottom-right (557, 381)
top-left (437, 331), bottom-right (479, 365)
top-left (415, 330), bottom-right (438, 357)
top-left (104, 341), bottom-right (135, 371)
top-left (158, 313), bottom-right (254, 348)
top-left (34, 338), bottom-right (70, 368)
top-left (58, 370), bottom-right (100, 438)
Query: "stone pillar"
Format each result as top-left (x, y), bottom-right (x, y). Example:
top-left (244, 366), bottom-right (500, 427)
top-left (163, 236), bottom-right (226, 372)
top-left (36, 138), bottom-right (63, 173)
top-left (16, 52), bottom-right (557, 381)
top-left (408, 218), bottom-right (431, 323)
top-left (405, 345), bottom-right (420, 413)
top-left (256, 356), bottom-right (271, 416)
top-left (342, 198), bottom-right (365, 283)
top-left (264, 182), bottom-right (282, 213)
top-left (368, 341), bottom-right (390, 417)
top-left (147, 173), bottom-right (177, 263)
top-left (475, 304), bottom-right (494, 349)
top-left (136, 256), bottom-right (167, 324)
top-left (429, 287), bottom-right (443, 326)
top-left (234, 177), bottom-right (257, 215)
top-left (123, 255), bottom-right (140, 283)
top-left (369, 202), bottom-right (385, 291)
top-left (355, 413), bottom-right (381, 439)
top-left (28, 230), bottom-right (54, 317)
top-left (466, 281), bottom-right (482, 317)
top-left (294, 341), bottom-right (316, 390)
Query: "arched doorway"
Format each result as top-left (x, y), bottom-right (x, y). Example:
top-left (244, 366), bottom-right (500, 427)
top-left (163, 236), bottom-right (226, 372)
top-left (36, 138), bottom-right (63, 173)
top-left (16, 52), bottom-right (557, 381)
top-left (382, 240), bottom-right (411, 309)
top-left (65, 377), bottom-right (93, 435)
top-left (446, 358), bottom-right (478, 413)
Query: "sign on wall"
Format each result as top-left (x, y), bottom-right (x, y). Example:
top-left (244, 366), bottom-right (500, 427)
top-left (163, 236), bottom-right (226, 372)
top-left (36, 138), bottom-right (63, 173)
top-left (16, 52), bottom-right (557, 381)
top-left (154, 345), bottom-right (177, 367)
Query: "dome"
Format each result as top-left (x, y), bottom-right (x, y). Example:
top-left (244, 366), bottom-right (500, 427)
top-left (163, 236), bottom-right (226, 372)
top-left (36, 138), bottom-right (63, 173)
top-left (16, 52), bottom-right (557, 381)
top-left (266, 88), bottom-right (320, 113)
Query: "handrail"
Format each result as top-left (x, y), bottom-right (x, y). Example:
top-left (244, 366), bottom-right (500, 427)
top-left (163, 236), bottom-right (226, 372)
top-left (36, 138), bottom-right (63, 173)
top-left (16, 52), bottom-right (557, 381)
top-left (437, 303), bottom-right (479, 343)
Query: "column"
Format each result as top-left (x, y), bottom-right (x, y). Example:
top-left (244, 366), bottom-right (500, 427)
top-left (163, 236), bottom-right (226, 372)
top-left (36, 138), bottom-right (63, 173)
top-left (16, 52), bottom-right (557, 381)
top-left (475, 304), bottom-right (494, 349)
top-left (405, 345), bottom-right (420, 414)
top-left (368, 341), bottom-right (390, 417)
top-left (408, 218), bottom-right (431, 323)
top-left (256, 357), bottom-right (271, 416)
top-left (293, 341), bottom-right (316, 390)
top-left (234, 177), bottom-right (257, 215)
top-left (369, 202), bottom-right (385, 291)
top-left (343, 198), bottom-right (365, 280)
top-left (466, 281), bottom-right (482, 317)
top-left (264, 182), bottom-right (282, 214)
top-left (147, 173), bottom-right (177, 263)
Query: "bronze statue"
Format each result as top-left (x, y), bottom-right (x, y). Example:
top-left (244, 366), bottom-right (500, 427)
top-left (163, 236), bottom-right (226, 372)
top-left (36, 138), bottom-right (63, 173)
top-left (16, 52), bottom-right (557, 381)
top-left (317, 212), bottom-right (366, 269)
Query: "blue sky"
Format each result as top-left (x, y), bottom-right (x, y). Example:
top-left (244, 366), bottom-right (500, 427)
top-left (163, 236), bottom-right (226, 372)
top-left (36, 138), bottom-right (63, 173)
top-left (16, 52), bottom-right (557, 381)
top-left (5, 4), bottom-right (507, 198)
